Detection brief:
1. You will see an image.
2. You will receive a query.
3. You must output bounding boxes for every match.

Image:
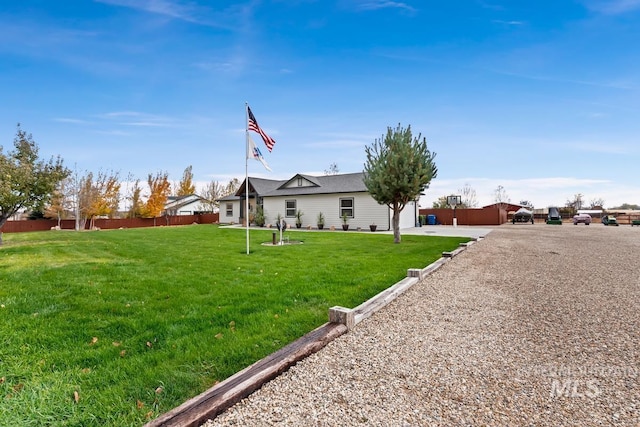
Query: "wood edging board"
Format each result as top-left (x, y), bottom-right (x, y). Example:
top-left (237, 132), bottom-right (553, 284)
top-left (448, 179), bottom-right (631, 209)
top-left (347, 238), bottom-right (479, 327)
top-left (353, 276), bottom-right (419, 325)
top-left (145, 322), bottom-right (348, 427)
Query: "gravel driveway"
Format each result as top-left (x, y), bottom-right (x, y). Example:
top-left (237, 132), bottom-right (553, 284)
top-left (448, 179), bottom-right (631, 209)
top-left (205, 224), bottom-right (640, 426)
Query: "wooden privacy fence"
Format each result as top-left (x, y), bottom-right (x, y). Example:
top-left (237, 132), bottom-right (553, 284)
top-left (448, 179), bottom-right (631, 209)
top-left (608, 213), bottom-right (640, 225)
top-left (419, 207), bottom-right (507, 226)
top-left (0, 213), bottom-right (219, 233)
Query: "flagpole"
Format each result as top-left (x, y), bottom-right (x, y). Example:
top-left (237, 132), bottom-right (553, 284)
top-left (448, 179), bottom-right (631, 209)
top-left (245, 102), bottom-right (250, 255)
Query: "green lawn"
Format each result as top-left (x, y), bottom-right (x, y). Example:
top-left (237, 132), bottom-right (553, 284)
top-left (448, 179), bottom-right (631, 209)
top-left (0, 225), bottom-right (468, 426)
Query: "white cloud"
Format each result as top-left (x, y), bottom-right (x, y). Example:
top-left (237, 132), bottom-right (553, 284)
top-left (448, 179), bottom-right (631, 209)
top-left (96, 0), bottom-right (198, 20)
top-left (492, 20), bottom-right (524, 26)
top-left (96, 111), bottom-right (179, 127)
top-left (53, 117), bottom-right (92, 125)
top-left (355, 1), bottom-right (417, 13)
top-left (581, 0), bottom-right (640, 14)
top-left (95, 0), bottom-right (242, 29)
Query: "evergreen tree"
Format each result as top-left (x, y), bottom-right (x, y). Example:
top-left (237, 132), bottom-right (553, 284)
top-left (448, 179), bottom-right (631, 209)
top-left (363, 124), bottom-right (437, 243)
top-left (0, 125), bottom-right (69, 244)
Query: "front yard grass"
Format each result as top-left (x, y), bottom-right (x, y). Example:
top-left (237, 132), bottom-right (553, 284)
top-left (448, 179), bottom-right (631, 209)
top-left (0, 225), bottom-right (468, 426)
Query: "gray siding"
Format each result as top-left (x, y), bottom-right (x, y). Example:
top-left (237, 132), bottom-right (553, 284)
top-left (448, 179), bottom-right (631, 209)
top-left (222, 200), bottom-right (239, 223)
top-left (263, 193), bottom-right (390, 230)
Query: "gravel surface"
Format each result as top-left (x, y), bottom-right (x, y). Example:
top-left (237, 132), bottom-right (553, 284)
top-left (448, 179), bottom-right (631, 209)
top-left (204, 225), bottom-right (640, 426)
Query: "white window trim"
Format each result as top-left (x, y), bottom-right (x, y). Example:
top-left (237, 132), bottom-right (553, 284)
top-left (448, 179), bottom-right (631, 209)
top-left (339, 197), bottom-right (354, 218)
top-left (285, 199), bottom-right (297, 218)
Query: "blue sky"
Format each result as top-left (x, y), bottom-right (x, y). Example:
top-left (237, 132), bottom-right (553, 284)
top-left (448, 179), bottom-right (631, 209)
top-left (1, 0), bottom-right (639, 209)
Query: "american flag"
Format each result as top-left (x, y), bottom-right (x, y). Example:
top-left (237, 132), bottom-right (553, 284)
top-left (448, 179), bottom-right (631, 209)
top-left (247, 106), bottom-right (276, 152)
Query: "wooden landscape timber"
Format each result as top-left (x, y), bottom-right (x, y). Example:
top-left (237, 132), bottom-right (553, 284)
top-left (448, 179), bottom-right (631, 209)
top-left (442, 246), bottom-right (466, 258)
top-left (330, 238), bottom-right (481, 330)
top-left (145, 322), bottom-right (348, 427)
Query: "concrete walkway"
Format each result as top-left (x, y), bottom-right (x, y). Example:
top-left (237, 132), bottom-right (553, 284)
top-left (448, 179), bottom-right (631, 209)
top-left (226, 223), bottom-right (495, 240)
top-left (391, 225), bottom-right (494, 239)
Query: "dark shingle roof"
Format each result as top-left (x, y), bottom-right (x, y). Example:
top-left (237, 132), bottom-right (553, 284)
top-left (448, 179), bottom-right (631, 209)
top-left (247, 177), bottom-right (283, 195)
top-left (222, 172), bottom-right (367, 199)
top-left (263, 172), bottom-right (366, 197)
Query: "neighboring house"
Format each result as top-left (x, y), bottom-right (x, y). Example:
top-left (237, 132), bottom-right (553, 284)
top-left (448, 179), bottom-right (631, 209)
top-left (482, 202), bottom-right (530, 213)
top-left (219, 172), bottom-right (419, 230)
top-left (164, 194), bottom-right (213, 216)
top-left (577, 209), bottom-right (604, 219)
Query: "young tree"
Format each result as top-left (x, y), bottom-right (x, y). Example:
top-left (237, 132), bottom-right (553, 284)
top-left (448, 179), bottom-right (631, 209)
top-left (493, 185), bottom-right (511, 210)
top-left (363, 124), bottom-right (437, 243)
top-left (458, 183), bottom-right (478, 208)
top-left (44, 183), bottom-right (68, 228)
top-left (0, 125), bottom-right (70, 244)
top-left (201, 180), bottom-right (224, 213)
top-left (90, 171), bottom-right (121, 224)
top-left (589, 198), bottom-right (605, 209)
top-left (63, 167), bottom-right (84, 230)
top-left (142, 171), bottom-right (171, 218)
top-left (324, 162), bottom-right (340, 175)
top-left (74, 170), bottom-right (121, 229)
top-left (566, 193), bottom-right (584, 215)
top-left (224, 178), bottom-right (241, 196)
top-left (176, 165), bottom-right (196, 196)
top-left (127, 179), bottom-right (144, 218)
top-left (432, 196), bottom-right (450, 209)
top-left (77, 172), bottom-right (95, 229)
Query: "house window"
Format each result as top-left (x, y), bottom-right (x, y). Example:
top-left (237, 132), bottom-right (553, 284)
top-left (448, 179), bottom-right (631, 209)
top-left (339, 198), bottom-right (354, 218)
top-left (297, 177), bottom-right (303, 186)
top-left (285, 200), bottom-right (297, 217)
top-left (225, 203), bottom-right (233, 217)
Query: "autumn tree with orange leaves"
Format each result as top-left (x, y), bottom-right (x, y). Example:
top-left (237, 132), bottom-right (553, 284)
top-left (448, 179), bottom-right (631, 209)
top-left (78, 170), bottom-right (121, 229)
top-left (176, 165), bottom-right (196, 196)
top-left (142, 172), bottom-right (171, 218)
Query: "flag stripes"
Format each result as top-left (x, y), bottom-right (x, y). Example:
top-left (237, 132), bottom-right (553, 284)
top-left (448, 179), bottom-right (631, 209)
top-left (247, 106), bottom-right (276, 152)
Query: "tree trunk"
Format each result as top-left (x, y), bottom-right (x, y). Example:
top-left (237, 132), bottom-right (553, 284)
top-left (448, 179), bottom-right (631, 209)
top-left (392, 203), bottom-right (402, 244)
top-left (0, 215), bottom-right (7, 245)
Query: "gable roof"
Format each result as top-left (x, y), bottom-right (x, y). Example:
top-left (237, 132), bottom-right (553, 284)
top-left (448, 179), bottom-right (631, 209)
top-left (278, 173), bottom-right (322, 189)
top-left (246, 177), bottom-right (283, 195)
top-left (233, 172), bottom-right (367, 198)
top-left (165, 194), bottom-right (206, 210)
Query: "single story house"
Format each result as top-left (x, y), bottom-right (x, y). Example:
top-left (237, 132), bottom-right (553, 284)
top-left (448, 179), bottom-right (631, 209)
top-left (164, 194), bottom-right (213, 216)
top-left (219, 172), bottom-right (419, 231)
